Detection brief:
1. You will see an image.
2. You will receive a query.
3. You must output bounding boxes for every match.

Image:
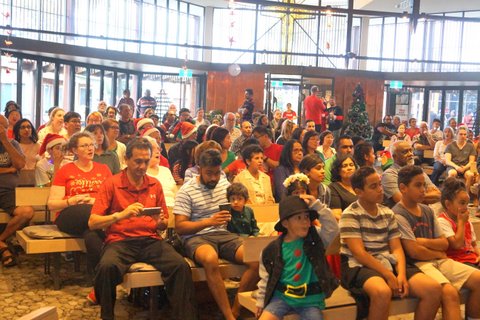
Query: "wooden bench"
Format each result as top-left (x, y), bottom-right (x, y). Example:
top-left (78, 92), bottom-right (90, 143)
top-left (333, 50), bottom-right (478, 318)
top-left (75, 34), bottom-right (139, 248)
top-left (120, 207), bottom-right (278, 319)
top-left (18, 306), bottom-right (58, 320)
top-left (0, 187), bottom-right (51, 224)
top-left (238, 231), bottom-right (472, 319)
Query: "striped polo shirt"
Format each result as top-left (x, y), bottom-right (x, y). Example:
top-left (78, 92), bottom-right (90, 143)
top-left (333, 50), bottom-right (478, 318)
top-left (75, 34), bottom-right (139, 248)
top-left (339, 200), bottom-right (401, 268)
top-left (174, 176), bottom-right (230, 239)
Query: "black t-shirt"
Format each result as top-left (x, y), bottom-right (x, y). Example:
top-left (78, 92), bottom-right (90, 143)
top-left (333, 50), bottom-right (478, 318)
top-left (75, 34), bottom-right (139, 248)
top-left (372, 123), bottom-right (387, 152)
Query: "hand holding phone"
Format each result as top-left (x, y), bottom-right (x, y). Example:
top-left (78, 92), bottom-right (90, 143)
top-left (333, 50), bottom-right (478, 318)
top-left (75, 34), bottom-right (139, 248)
top-left (219, 203), bottom-right (231, 212)
top-left (141, 207), bottom-right (162, 216)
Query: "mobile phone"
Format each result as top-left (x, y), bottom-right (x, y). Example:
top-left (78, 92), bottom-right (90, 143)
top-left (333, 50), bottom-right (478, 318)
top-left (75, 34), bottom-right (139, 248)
top-left (219, 203), bottom-right (231, 212)
top-left (141, 207), bottom-right (161, 216)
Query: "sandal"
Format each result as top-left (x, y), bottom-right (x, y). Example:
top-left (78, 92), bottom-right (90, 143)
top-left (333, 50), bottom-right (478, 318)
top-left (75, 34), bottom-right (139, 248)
top-left (0, 243), bottom-right (17, 268)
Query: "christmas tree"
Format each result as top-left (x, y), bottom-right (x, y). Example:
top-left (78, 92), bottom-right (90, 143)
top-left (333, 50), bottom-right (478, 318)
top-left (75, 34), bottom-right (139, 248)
top-left (342, 83), bottom-right (373, 140)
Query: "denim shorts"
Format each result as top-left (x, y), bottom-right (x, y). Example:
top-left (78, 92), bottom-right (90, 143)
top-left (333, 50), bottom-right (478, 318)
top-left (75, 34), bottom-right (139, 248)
top-left (263, 296), bottom-right (323, 320)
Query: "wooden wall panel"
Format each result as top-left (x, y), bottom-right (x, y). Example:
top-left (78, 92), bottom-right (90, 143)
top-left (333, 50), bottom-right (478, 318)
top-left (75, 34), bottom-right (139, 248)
top-left (334, 76), bottom-right (384, 126)
top-left (206, 71), bottom-right (265, 114)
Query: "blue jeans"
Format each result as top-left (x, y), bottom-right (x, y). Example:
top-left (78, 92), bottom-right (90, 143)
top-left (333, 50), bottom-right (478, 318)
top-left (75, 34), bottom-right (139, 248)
top-left (263, 296), bottom-right (324, 320)
top-left (430, 161), bottom-right (446, 185)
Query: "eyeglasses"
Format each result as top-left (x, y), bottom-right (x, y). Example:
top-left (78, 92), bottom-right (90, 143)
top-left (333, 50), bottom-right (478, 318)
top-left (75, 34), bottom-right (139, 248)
top-left (68, 119), bottom-right (81, 124)
top-left (20, 126), bottom-right (32, 130)
top-left (109, 126), bottom-right (120, 130)
top-left (77, 143), bottom-right (96, 149)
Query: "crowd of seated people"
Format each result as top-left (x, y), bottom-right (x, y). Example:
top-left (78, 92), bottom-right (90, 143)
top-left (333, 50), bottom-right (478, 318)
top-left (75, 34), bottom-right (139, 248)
top-left (2, 96), bottom-right (480, 320)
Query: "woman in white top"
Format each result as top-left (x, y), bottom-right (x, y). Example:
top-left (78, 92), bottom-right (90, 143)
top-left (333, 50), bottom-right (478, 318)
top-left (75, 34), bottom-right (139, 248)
top-left (102, 118), bottom-right (126, 169)
top-left (38, 107), bottom-right (67, 145)
top-left (13, 119), bottom-right (40, 170)
top-left (431, 126), bottom-right (454, 185)
top-left (318, 130), bottom-right (336, 162)
top-left (233, 144), bottom-right (274, 204)
top-left (390, 124), bottom-right (412, 145)
top-left (194, 109), bottom-right (210, 127)
top-left (144, 136), bottom-right (177, 207)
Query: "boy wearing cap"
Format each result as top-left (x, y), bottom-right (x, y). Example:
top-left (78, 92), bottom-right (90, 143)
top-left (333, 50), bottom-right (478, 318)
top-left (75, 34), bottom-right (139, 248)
top-left (256, 194), bottom-right (339, 319)
top-left (35, 133), bottom-right (68, 187)
top-left (340, 166), bottom-right (441, 320)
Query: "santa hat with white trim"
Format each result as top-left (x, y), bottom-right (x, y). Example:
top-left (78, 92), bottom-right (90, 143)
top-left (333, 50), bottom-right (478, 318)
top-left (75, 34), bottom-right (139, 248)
top-left (39, 133), bottom-right (66, 156)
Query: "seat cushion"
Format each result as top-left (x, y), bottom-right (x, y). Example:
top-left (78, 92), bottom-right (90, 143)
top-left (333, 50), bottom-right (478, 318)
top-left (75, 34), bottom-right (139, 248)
top-left (22, 225), bottom-right (78, 239)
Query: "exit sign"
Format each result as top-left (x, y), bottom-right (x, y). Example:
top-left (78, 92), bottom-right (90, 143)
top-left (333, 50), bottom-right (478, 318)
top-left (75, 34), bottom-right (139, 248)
top-left (179, 68), bottom-right (192, 78)
top-left (271, 80), bottom-right (283, 87)
top-left (390, 81), bottom-right (403, 89)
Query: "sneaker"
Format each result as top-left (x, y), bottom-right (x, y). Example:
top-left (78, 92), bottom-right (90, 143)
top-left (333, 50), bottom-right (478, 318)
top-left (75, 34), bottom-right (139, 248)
top-left (86, 289), bottom-right (98, 305)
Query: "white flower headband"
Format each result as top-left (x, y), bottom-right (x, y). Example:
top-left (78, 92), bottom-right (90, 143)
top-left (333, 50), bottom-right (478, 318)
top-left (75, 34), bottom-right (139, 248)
top-left (283, 173), bottom-right (310, 188)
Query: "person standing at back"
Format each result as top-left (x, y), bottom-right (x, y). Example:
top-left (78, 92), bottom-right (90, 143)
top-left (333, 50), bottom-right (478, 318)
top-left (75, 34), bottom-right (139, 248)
top-left (303, 86), bottom-right (325, 133)
top-left (241, 88), bottom-right (255, 123)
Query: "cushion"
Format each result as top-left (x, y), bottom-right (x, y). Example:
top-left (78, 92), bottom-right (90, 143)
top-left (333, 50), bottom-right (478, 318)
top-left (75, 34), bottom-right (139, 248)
top-left (128, 262), bottom-right (158, 272)
top-left (22, 225), bottom-right (78, 239)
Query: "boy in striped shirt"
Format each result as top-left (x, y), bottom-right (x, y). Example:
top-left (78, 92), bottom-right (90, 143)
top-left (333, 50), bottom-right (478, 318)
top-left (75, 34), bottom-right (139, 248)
top-left (339, 166), bottom-right (441, 320)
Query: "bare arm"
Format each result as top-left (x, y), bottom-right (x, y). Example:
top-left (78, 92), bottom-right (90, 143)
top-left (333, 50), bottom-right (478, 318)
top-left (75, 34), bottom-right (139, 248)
top-left (423, 187), bottom-right (441, 204)
top-left (88, 203), bottom-right (143, 230)
top-left (344, 238), bottom-right (396, 279)
top-left (0, 127), bottom-right (25, 170)
top-left (401, 238), bottom-right (447, 261)
top-left (445, 211), bottom-right (469, 250)
top-left (416, 236), bottom-right (449, 251)
top-left (444, 153), bottom-right (458, 170)
top-left (174, 211), bottom-right (230, 235)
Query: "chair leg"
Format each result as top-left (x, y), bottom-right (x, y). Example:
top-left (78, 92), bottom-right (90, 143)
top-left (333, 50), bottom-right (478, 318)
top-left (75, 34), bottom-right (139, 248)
top-left (149, 286), bottom-right (159, 319)
top-left (52, 253), bottom-right (61, 290)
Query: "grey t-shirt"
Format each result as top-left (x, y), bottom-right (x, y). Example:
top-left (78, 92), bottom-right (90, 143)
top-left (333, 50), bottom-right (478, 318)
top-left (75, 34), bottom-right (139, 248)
top-left (444, 141), bottom-right (476, 167)
top-left (0, 140), bottom-right (23, 190)
top-left (382, 163), bottom-right (437, 207)
top-left (392, 203), bottom-right (444, 241)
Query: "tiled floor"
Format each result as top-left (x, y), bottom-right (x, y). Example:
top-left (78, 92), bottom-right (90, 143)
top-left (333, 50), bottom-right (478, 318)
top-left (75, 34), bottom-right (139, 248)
top-left (0, 253), bottom-right (459, 320)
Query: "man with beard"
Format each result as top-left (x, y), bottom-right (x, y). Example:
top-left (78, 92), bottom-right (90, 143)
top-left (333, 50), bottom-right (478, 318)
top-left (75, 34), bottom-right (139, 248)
top-left (174, 149), bottom-right (259, 320)
top-left (382, 141), bottom-right (440, 208)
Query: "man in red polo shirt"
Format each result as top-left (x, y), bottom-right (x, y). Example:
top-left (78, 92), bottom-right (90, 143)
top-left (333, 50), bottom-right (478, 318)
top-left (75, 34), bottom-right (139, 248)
top-left (303, 86), bottom-right (326, 132)
top-left (89, 138), bottom-right (197, 320)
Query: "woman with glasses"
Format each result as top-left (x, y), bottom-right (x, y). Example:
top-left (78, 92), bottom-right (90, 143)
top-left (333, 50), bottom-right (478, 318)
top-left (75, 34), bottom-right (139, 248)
top-left (84, 124), bottom-right (121, 175)
top-left (102, 119), bottom-right (126, 170)
top-left (273, 139), bottom-right (304, 202)
top-left (47, 131), bottom-right (112, 294)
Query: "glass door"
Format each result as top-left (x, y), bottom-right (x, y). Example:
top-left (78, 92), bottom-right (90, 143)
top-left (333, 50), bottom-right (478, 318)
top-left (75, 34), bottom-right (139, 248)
top-left (427, 90), bottom-right (442, 127)
top-left (445, 90), bottom-right (460, 124)
top-left (462, 90), bottom-right (478, 132)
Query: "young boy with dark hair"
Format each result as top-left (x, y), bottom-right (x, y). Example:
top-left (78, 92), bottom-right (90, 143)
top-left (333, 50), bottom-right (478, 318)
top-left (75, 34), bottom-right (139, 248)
top-left (340, 166), bottom-right (441, 320)
top-left (226, 182), bottom-right (259, 237)
top-left (256, 195), bottom-right (339, 319)
top-left (393, 165), bottom-right (480, 320)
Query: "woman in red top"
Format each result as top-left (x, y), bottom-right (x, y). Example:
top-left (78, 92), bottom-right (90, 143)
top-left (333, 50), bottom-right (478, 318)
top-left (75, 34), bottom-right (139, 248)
top-left (48, 131), bottom-right (112, 235)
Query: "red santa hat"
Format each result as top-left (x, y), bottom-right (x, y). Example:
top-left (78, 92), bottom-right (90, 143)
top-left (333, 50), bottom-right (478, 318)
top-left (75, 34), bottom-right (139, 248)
top-left (175, 122), bottom-right (197, 139)
top-left (136, 118), bottom-right (154, 131)
top-left (141, 127), bottom-right (160, 138)
top-left (39, 133), bottom-right (66, 156)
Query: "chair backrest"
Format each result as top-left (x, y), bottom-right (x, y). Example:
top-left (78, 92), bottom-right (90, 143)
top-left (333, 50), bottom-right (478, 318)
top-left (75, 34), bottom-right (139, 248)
top-left (250, 203), bottom-right (279, 223)
top-left (243, 236), bottom-right (277, 263)
top-left (16, 187), bottom-right (51, 207)
top-left (18, 306), bottom-right (58, 320)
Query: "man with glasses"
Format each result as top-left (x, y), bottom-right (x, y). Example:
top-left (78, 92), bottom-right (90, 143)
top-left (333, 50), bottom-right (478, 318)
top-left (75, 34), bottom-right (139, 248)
top-left (118, 104), bottom-right (135, 144)
top-left (64, 111), bottom-right (82, 140)
top-left (323, 135), bottom-right (354, 185)
top-left (223, 112), bottom-right (241, 142)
